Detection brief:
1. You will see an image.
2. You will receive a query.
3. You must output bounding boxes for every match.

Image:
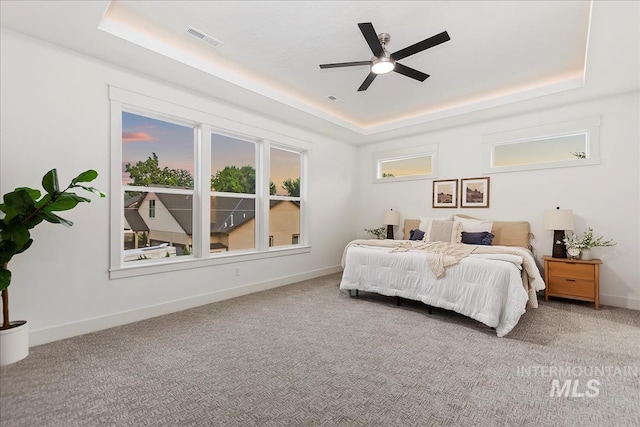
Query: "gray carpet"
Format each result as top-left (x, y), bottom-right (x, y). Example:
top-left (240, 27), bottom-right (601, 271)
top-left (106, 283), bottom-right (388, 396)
top-left (1, 272), bottom-right (639, 426)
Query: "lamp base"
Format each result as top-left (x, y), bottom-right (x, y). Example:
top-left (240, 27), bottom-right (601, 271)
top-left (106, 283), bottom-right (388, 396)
top-left (552, 230), bottom-right (567, 258)
top-left (386, 224), bottom-right (394, 240)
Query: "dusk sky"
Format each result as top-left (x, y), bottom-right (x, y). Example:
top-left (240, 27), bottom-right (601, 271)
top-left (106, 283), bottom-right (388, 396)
top-left (123, 112), bottom-right (300, 194)
top-left (381, 156), bottom-right (432, 177)
top-left (493, 133), bottom-right (586, 166)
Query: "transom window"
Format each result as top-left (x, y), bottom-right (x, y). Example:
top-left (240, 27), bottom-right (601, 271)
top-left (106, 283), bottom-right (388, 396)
top-left (373, 144), bottom-right (438, 183)
top-left (483, 117), bottom-right (600, 173)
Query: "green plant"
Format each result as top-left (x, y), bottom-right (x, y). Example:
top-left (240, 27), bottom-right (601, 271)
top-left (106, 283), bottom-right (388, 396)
top-left (0, 169), bottom-right (105, 330)
top-left (578, 227), bottom-right (616, 249)
top-left (559, 227), bottom-right (616, 249)
top-left (364, 226), bottom-right (387, 240)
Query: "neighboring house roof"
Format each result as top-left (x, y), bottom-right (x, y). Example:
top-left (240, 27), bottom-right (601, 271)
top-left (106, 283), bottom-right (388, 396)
top-left (211, 199), bottom-right (298, 234)
top-left (132, 192), bottom-right (299, 236)
top-left (124, 194), bottom-right (149, 232)
top-left (154, 193), bottom-right (193, 235)
top-left (212, 197), bottom-right (256, 234)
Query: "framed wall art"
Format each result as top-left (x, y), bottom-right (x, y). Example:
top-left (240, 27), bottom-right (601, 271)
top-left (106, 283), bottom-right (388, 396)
top-left (432, 179), bottom-right (458, 208)
top-left (460, 177), bottom-right (490, 208)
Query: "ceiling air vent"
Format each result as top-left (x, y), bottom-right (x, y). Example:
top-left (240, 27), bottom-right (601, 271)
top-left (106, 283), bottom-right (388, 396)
top-left (186, 26), bottom-right (222, 47)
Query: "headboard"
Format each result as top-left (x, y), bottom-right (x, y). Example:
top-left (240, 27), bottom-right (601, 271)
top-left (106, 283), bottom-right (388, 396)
top-left (403, 215), bottom-right (531, 248)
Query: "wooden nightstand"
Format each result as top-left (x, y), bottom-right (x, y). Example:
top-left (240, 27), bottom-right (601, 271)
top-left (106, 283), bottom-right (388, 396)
top-left (543, 256), bottom-right (602, 310)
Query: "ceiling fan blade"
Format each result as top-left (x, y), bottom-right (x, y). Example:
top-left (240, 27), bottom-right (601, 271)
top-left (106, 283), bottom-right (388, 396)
top-left (358, 22), bottom-right (384, 57)
top-left (319, 61), bottom-right (371, 69)
top-left (394, 63), bottom-right (430, 82)
top-left (358, 73), bottom-right (377, 91)
top-left (391, 31), bottom-right (450, 61)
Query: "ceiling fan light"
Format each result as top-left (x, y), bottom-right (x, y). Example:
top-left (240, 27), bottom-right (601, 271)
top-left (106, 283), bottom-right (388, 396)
top-left (371, 56), bottom-right (395, 74)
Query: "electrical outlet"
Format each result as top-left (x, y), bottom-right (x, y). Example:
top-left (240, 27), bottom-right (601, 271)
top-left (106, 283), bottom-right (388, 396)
top-left (235, 267), bottom-right (240, 276)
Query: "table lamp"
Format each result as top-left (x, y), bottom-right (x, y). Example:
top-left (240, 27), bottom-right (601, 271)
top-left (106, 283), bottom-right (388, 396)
top-left (544, 207), bottom-right (574, 258)
top-left (382, 209), bottom-right (400, 240)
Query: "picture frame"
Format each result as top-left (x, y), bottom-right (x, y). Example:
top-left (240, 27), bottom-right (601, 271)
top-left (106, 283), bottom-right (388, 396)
top-left (460, 177), bottom-right (490, 208)
top-left (432, 179), bottom-right (458, 208)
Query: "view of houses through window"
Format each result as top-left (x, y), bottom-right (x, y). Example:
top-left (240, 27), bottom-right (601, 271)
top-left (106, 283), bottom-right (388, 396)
top-left (122, 111), bottom-right (303, 264)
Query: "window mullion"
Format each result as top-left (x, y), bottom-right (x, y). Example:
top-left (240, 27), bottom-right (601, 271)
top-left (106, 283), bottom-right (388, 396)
top-left (300, 150), bottom-right (308, 246)
top-left (259, 140), bottom-right (271, 251)
top-left (197, 124), bottom-right (212, 258)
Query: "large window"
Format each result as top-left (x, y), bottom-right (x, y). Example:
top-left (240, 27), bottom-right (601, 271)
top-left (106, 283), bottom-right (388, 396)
top-left (110, 86), bottom-right (308, 276)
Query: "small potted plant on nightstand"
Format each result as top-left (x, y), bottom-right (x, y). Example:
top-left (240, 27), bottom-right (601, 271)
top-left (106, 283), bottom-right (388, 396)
top-left (576, 227), bottom-right (616, 260)
top-left (0, 169), bottom-right (105, 366)
top-left (560, 227), bottom-right (616, 261)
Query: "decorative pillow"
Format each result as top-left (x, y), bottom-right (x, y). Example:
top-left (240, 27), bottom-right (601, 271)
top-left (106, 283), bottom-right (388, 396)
top-left (418, 215), bottom-right (453, 233)
top-left (409, 229), bottom-right (425, 241)
top-left (423, 220), bottom-right (463, 243)
top-left (453, 215), bottom-right (493, 233)
top-left (461, 231), bottom-right (495, 245)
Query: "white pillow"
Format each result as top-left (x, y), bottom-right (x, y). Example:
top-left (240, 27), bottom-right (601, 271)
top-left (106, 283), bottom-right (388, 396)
top-left (418, 215), bottom-right (453, 232)
top-left (453, 215), bottom-right (493, 233)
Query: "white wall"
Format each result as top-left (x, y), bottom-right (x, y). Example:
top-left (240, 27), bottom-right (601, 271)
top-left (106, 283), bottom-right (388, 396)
top-left (0, 30), bottom-right (358, 345)
top-left (355, 90), bottom-right (640, 309)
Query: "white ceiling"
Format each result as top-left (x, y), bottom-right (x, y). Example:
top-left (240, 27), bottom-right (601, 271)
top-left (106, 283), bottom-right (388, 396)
top-left (1, 1), bottom-right (637, 145)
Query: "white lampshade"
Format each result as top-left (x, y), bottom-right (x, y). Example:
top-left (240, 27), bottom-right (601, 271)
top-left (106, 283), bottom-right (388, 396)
top-left (544, 208), bottom-right (574, 230)
top-left (382, 209), bottom-right (400, 226)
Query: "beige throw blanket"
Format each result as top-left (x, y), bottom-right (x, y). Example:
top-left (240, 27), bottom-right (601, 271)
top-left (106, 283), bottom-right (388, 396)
top-left (391, 241), bottom-right (475, 278)
top-left (341, 239), bottom-right (543, 308)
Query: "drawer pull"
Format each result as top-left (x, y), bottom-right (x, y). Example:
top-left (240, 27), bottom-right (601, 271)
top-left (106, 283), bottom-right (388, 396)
top-left (566, 279), bottom-right (576, 282)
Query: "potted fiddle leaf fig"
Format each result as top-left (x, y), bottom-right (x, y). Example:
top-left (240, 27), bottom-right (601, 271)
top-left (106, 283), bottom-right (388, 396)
top-left (0, 169), bottom-right (105, 365)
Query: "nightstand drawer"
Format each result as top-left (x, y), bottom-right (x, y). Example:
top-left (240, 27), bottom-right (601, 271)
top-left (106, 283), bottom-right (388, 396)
top-left (547, 262), bottom-right (594, 280)
top-left (548, 277), bottom-right (595, 298)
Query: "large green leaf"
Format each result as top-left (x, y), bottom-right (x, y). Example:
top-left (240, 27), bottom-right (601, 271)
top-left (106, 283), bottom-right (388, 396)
top-left (5, 224), bottom-right (30, 248)
top-left (13, 187), bottom-right (41, 202)
top-left (14, 239), bottom-right (33, 255)
top-left (42, 169), bottom-right (60, 195)
top-left (39, 211), bottom-right (73, 227)
top-left (43, 193), bottom-right (83, 212)
top-left (0, 269), bottom-right (10, 291)
top-left (34, 193), bottom-right (52, 209)
top-left (71, 170), bottom-right (98, 184)
top-left (77, 185), bottom-right (106, 198)
top-left (3, 190), bottom-right (36, 216)
top-left (0, 203), bottom-right (18, 223)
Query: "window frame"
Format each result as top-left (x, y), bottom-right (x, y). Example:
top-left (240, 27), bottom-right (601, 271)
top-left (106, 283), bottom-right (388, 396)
top-left (373, 144), bottom-right (438, 183)
top-left (267, 144), bottom-right (305, 248)
top-left (109, 86), bottom-right (310, 279)
top-left (482, 116), bottom-right (601, 174)
top-left (148, 199), bottom-right (156, 218)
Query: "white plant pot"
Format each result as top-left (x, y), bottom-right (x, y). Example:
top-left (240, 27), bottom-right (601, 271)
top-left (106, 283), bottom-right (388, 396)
top-left (0, 320), bottom-right (29, 366)
top-left (580, 248), bottom-right (593, 261)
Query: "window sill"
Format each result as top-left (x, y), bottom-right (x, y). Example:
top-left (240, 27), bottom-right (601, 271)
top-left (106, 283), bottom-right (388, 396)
top-left (110, 245), bottom-right (311, 279)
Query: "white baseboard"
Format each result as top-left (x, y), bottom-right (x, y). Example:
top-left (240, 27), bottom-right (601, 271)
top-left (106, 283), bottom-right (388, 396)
top-left (29, 265), bottom-right (343, 347)
top-left (599, 293), bottom-right (640, 310)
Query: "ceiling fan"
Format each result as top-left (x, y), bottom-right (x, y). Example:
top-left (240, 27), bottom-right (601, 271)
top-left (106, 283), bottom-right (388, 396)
top-left (319, 22), bottom-right (450, 92)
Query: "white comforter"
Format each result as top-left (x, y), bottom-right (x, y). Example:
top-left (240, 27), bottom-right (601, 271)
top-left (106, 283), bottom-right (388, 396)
top-left (339, 243), bottom-right (545, 337)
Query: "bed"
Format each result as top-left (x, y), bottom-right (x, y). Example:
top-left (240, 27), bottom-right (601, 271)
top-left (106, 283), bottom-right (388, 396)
top-left (339, 216), bottom-right (545, 337)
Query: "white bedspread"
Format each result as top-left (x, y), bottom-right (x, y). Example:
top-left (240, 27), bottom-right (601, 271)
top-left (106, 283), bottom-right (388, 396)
top-left (339, 243), bottom-right (545, 337)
